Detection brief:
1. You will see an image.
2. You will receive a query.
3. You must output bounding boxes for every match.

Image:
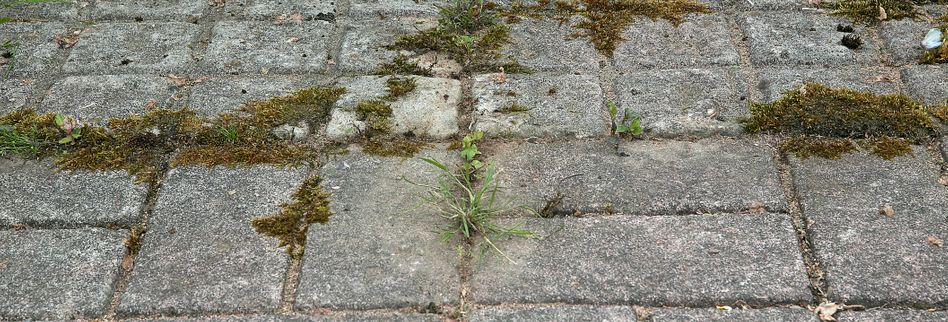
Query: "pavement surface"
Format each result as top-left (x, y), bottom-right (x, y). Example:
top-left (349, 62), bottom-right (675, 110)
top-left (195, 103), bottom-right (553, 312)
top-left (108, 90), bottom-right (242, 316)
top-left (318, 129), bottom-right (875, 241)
top-left (1, 0), bottom-right (947, 321)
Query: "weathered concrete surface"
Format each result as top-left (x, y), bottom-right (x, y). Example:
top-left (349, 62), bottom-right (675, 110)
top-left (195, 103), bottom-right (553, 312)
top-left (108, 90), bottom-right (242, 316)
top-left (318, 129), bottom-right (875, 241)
top-left (0, 157), bottom-right (147, 228)
top-left (119, 166), bottom-right (308, 316)
top-left (40, 75), bottom-right (181, 121)
top-left (614, 68), bottom-right (748, 137)
top-left (187, 76), bottom-right (304, 116)
top-left (0, 1), bottom-right (79, 20)
top-left (470, 214), bottom-right (812, 306)
top-left (487, 139), bottom-right (786, 215)
top-left (141, 312), bottom-right (443, 321)
top-left (296, 149), bottom-right (459, 310)
top-left (470, 306), bottom-right (636, 322)
top-left (503, 19), bottom-right (600, 73)
top-left (0, 78), bottom-right (34, 113)
top-left (755, 67), bottom-right (900, 102)
top-left (645, 307), bottom-right (818, 322)
top-left (0, 23), bottom-right (67, 78)
top-left (791, 148), bottom-right (948, 306)
top-left (0, 228), bottom-right (126, 320)
top-left (472, 73), bottom-right (607, 138)
top-left (701, 0), bottom-right (813, 11)
top-left (90, 0), bottom-right (209, 21)
top-left (347, 0), bottom-right (446, 17)
top-left (327, 75), bottom-right (460, 139)
top-left (336, 16), bottom-right (438, 73)
top-left (739, 12), bottom-right (880, 66)
top-left (877, 18), bottom-right (935, 66)
top-left (232, 0), bottom-right (336, 21)
top-left (63, 23), bottom-right (200, 75)
top-left (837, 309), bottom-right (948, 322)
top-left (203, 21), bottom-right (334, 75)
top-left (900, 65), bottom-right (948, 105)
top-left (613, 14), bottom-right (739, 70)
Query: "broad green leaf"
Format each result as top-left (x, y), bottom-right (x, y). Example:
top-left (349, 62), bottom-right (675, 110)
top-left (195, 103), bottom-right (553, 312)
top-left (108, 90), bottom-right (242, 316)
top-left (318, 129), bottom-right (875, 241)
top-left (54, 114), bottom-right (65, 126)
top-left (607, 101), bottom-right (617, 119)
top-left (58, 136), bottom-right (71, 144)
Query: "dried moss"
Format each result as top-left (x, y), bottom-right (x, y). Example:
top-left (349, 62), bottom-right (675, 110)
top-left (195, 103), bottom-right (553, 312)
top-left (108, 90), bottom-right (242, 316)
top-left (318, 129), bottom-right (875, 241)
top-left (861, 136), bottom-right (913, 160)
top-left (920, 25), bottom-right (947, 65)
top-left (381, 77), bottom-right (417, 101)
top-left (363, 137), bottom-right (426, 158)
top-left (821, 0), bottom-right (945, 25)
top-left (372, 54), bottom-right (433, 76)
top-left (745, 83), bottom-right (940, 159)
top-left (251, 175), bottom-right (332, 259)
top-left (497, 102), bottom-right (530, 113)
top-left (355, 100), bottom-right (394, 137)
top-left (124, 224), bottom-right (145, 256)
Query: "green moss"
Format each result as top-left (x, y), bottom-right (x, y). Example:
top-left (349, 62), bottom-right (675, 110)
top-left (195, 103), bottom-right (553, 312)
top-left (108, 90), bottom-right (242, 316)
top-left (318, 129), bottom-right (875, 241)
top-left (821, 0), bottom-right (946, 25)
top-left (861, 136), bottom-right (913, 160)
top-left (251, 175), bottom-right (332, 259)
top-left (355, 99), bottom-right (394, 137)
top-left (497, 102), bottom-right (530, 113)
top-left (363, 136), bottom-right (426, 158)
top-left (745, 83), bottom-right (940, 159)
top-left (381, 77), bottom-right (417, 101)
top-left (372, 54), bottom-right (433, 76)
top-left (920, 25), bottom-right (947, 65)
top-left (124, 224), bottom-right (145, 256)
top-left (932, 101), bottom-right (948, 122)
top-left (172, 144), bottom-right (315, 168)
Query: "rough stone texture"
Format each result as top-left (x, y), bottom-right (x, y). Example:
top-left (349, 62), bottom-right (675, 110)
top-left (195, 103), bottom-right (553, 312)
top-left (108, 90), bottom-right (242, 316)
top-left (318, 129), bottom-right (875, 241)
top-left (0, 157), bottom-right (147, 228)
top-left (837, 309), bottom-right (948, 322)
top-left (739, 12), bottom-right (880, 66)
top-left (0, 228), bottom-right (126, 320)
top-left (900, 65), bottom-right (948, 105)
top-left (613, 14), bottom-right (739, 70)
top-left (470, 306), bottom-right (636, 322)
top-left (877, 18), bottom-right (935, 66)
top-left (503, 19), bottom-right (600, 73)
top-left (0, 23), bottom-right (67, 78)
top-left (232, 0), bottom-right (336, 20)
top-left (0, 1), bottom-right (79, 20)
top-left (296, 150), bottom-right (460, 310)
top-left (40, 75), bottom-right (181, 121)
top-left (755, 67), bottom-right (900, 102)
top-left (327, 75), bottom-right (460, 139)
top-left (791, 148), bottom-right (948, 306)
top-left (487, 139), bottom-right (786, 216)
top-left (702, 0), bottom-right (811, 11)
top-left (187, 76), bottom-right (305, 116)
top-left (337, 16), bottom-right (438, 73)
top-left (645, 307), bottom-right (818, 322)
top-left (472, 73), bottom-right (607, 138)
top-left (470, 214), bottom-right (812, 305)
top-left (203, 21), bottom-right (333, 75)
top-left (119, 166), bottom-right (308, 316)
top-left (0, 78), bottom-right (34, 113)
top-left (141, 313), bottom-right (443, 321)
top-left (90, 0), bottom-right (209, 21)
top-left (347, 0), bottom-right (447, 18)
top-left (63, 23), bottom-right (200, 75)
top-left (614, 68), bottom-right (748, 137)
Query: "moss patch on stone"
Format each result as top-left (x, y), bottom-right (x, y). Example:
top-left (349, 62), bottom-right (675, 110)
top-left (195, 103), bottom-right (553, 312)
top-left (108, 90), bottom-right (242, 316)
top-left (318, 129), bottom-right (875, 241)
top-left (381, 76), bottom-right (417, 101)
top-left (744, 82), bottom-right (940, 159)
top-left (497, 102), bottom-right (530, 113)
top-left (250, 175), bottom-right (332, 259)
top-left (372, 54), bottom-right (433, 77)
top-left (821, 0), bottom-right (945, 25)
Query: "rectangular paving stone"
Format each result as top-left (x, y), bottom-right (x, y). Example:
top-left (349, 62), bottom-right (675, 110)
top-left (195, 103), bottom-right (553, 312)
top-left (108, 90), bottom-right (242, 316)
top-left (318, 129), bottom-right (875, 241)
top-left (337, 16), bottom-right (438, 74)
top-left (0, 78), bottom-right (34, 113)
top-left (296, 150), bottom-right (460, 310)
top-left (0, 23), bottom-right (67, 78)
top-left (347, 0), bottom-right (446, 17)
top-left (470, 214), bottom-right (813, 306)
top-left (0, 1), bottom-right (79, 21)
top-left (613, 14), bottom-right (739, 70)
top-left (470, 306), bottom-right (636, 322)
top-left (186, 76), bottom-right (308, 116)
top-left (118, 166), bottom-right (308, 316)
top-left (231, 0), bottom-right (336, 21)
top-left (472, 73), bottom-right (607, 138)
top-left (141, 313), bottom-right (443, 321)
top-left (90, 0), bottom-right (209, 21)
top-left (739, 12), bottom-right (880, 66)
top-left (791, 148), bottom-right (948, 306)
top-left (701, 0), bottom-right (811, 11)
top-left (0, 228), bottom-right (126, 320)
top-left (756, 67), bottom-right (900, 102)
top-left (327, 75), bottom-right (460, 140)
top-left (503, 19), bottom-right (600, 73)
top-left (203, 21), bottom-right (334, 75)
top-left (614, 68), bottom-right (748, 137)
top-left (900, 65), bottom-right (948, 105)
top-left (0, 157), bottom-right (148, 228)
top-left (40, 75), bottom-right (181, 121)
top-left (63, 22), bottom-right (200, 75)
top-left (838, 309), bottom-right (948, 322)
top-left (877, 18), bottom-right (934, 65)
top-left (487, 139), bottom-right (786, 216)
top-left (645, 307), bottom-right (818, 321)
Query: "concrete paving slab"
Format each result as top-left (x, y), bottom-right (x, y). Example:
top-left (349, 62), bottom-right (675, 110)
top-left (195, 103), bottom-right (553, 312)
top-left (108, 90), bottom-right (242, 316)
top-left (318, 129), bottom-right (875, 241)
top-left (755, 67), bottom-right (900, 103)
top-left (337, 15), bottom-right (438, 74)
top-left (0, 78), bottom-right (34, 113)
top-left (877, 18), bottom-right (936, 66)
top-left (0, 22), bottom-right (67, 78)
top-left (613, 14), bottom-right (739, 70)
top-left (900, 65), bottom-right (948, 105)
top-left (63, 22), bottom-right (200, 75)
top-left (739, 12), bottom-right (881, 66)
top-left (233, 0), bottom-right (336, 21)
top-left (90, 0), bottom-right (209, 21)
top-left (39, 75), bottom-right (181, 121)
top-left (837, 309), bottom-right (948, 322)
top-left (140, 313), bottom-right (443, 321)
top-left (202, 20), bottom-right (334, 75)
top-left (0, 1), bottom-right (80, 21)
top-left (470, 306), bottom-right (636, 322)
top-left (186, 76), bottom-right (302, 116)
top-left (645, 307), bottom-right (818, 321)
top-left (503, 19), bottom-right (600, 74)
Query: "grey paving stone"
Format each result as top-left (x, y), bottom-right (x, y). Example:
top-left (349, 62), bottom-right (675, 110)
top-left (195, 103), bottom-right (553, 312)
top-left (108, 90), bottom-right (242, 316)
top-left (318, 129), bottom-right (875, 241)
top-left (0, 228), bottom-right (126, 320)
top-left (470, 214), bottom-right (812, 305)
top-left (739, 12), bottom-right (881, 66)
top-left (327, 75), bottom-right (460, 140)
top-left (837, 309), bottom-right (948, 322)
top-left (231, 0), bottom-right (336, 20)
top-left (756, 67), bottom-right (900, 103)
top-left (90, 0), bottom-right (209, 21)
top-left (203, 21), bottom-right (334, 75)
top-left (487, 139), bottom-right (786, 215)
top-left (347, 0), bottom-right (446, 17)
top-left (645, 307), bottom-right (818, 322)
top-left (186, 76), bottom-right (302, 116)
top-left (141, 313), bottom-right (443, 321)
top-left (613, 14), bottom-right (739, 70)
top-left (472, 73), bottom-right (606, 138)
top-left (62, 22), bottom-right (200, 75)
top-left (296, 150), bottom-right (460, 310)
top-left (0, 1), bottom-right (80, 21)
top-left (40, 75), bottom-right (181, 121)
top-left (900, 65), bottom-right (948, 105)
top-left (614, 68), bottom-right (748, 137)
top-left (0, 157), bottom-right (147, 228)
top-left (0, 22), bottom-right (67, 78)
top-left (470, 306), bottom-right (636, 322)
top-left (791, 148), bottom-right (948, 306)
top-left (0, 78), bottom-right (34, 113)
top-left (877, 18), bottom-right (935, 65)
top-left (118, 166), bottom-right (308, 316)
top-left (337, 15), bottom-right (438, 74)
top-left (503, 19), bottom-right (600, 73)
top-left (701, 0), bottom-right (810, 11)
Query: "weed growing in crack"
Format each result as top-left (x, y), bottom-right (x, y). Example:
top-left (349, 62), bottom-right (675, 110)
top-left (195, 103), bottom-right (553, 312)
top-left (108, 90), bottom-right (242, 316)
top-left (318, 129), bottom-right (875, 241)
top-left (608, 101), bottom-right (643, 138)
top-left (406, 131), bottom-right (538, 262)
top-left (251, 175), bottom-right (332, 259)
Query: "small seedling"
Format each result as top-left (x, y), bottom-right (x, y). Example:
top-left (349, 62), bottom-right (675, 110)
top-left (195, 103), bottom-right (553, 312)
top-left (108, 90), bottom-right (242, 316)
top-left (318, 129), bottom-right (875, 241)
top-left (216, 124), bottom-right (238, 143)
top-left (54, 113), bottom-right (81, 144)
top-left (608, 101), bottom-right (643, 137)
top-left (0, 124), bottom-right (38, 155)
